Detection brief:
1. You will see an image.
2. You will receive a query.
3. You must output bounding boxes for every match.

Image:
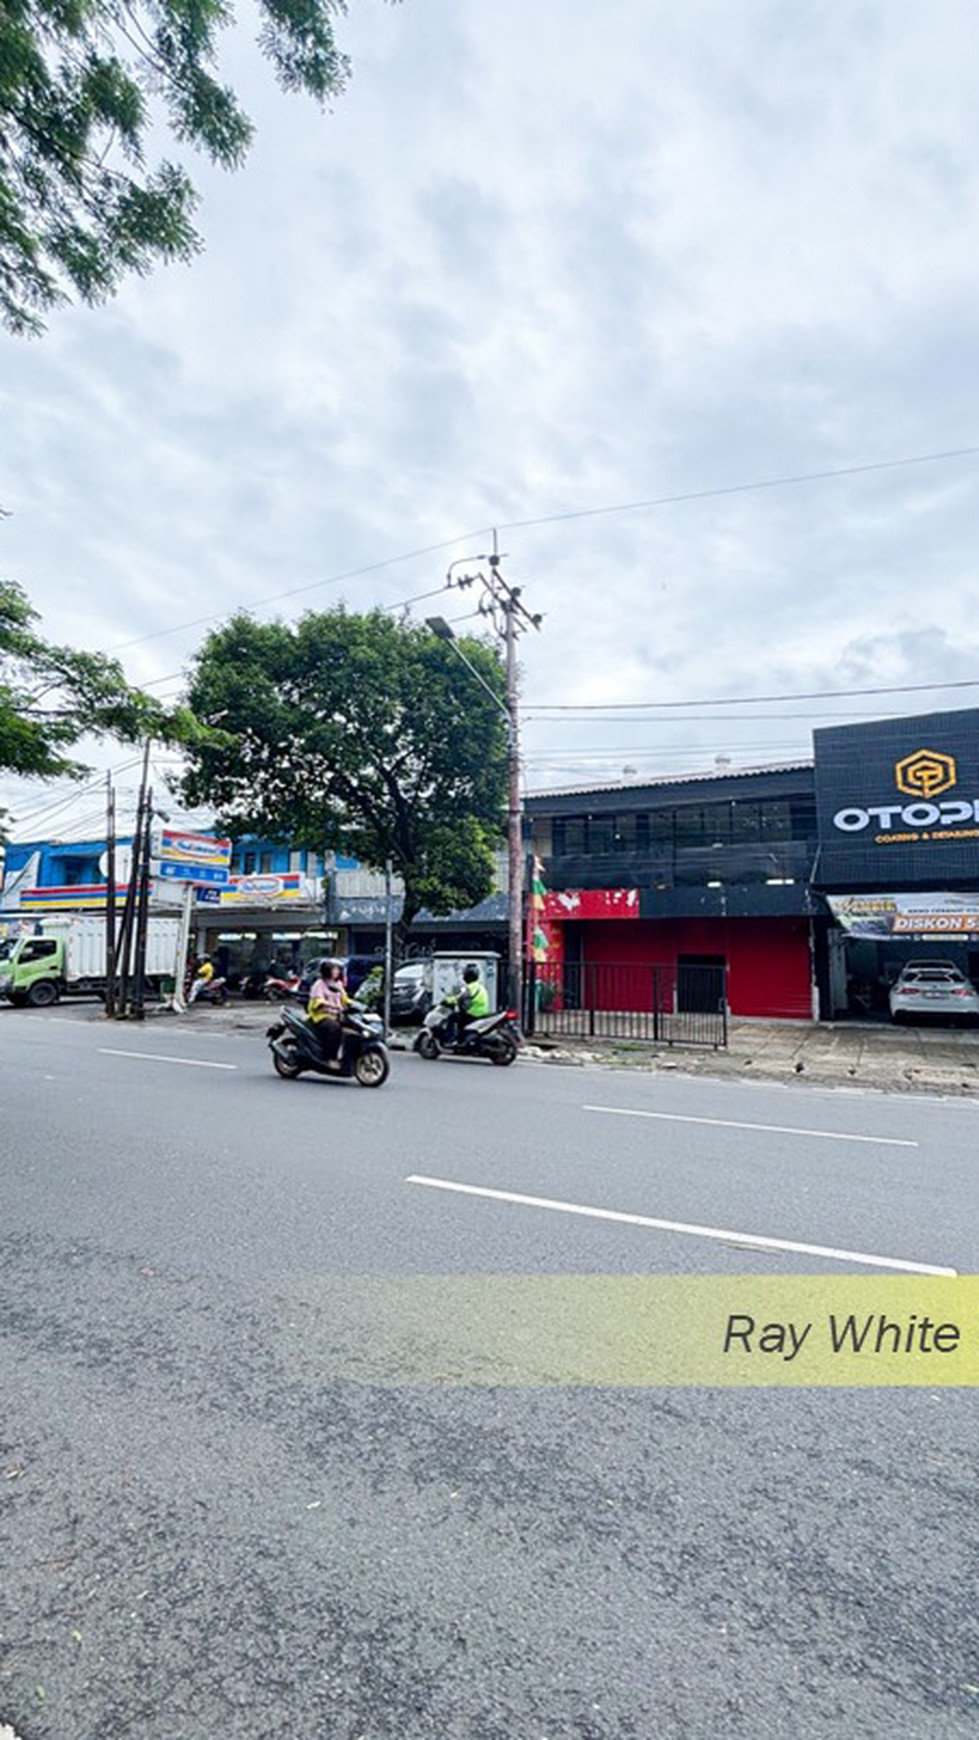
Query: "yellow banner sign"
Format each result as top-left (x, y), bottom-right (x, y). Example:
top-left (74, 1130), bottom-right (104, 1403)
top-left (276, 1275), bottom-right (979, 1387)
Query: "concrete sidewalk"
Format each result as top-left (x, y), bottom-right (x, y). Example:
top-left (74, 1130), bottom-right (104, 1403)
top-left (523, 1016), bottom-right (979, 1097)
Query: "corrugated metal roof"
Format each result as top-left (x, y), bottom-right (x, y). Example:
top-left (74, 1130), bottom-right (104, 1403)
top-left (525, 759), bottom-right (814, 801)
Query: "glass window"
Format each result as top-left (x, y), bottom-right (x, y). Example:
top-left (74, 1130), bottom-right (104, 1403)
top-left (586, 815), bottom-right (614, 854)
top-left (21, 939), bottom-right (58, 962)
top-left (790, 798), bottom-right (817, 837)
top-left (731, 802), bottom-right (761, 841)
top-left (674, 807), bottom-right (704, 848)
top-left (288, 850), bottom-right (303, 872)
top-left (562, 818), bottom-right (586, 854)
top-left (700, 803), bottom-right (731, 846)
top-left (611, 814), bottom-right (637, 853)
top-left (760, 801), bottom-right (791, 840)
top-left (260, 852), bottom-right (273, 873)
top-left (648, 810), bottom-right (673, 847)
top-left (242, 852), bottom-right (256, 874)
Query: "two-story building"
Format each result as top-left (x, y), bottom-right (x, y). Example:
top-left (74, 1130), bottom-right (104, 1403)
top-left (525, 761), bottom-right (819, 1020)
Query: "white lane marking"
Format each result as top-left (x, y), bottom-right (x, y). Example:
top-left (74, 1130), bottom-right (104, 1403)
top-left (584, 1103), bottom-right (918, 1148)
top-left (406, 1175), bottom-right (956, 1276)
top-left (98, 1048), bottom-right (237, 1071)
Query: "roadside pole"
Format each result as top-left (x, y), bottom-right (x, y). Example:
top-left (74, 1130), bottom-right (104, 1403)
top-left (105, 774), bottom-right (117, 1018)
top-left (130, 787), bottom-right (153, 1019)
top-left (383, 857), bottom-right (394, 1037)
top-left (171, 882), bottom-right (195, 1012)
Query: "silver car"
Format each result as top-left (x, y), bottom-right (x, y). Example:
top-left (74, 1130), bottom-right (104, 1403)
top-left (888, 959), bottom-right (979, 1023)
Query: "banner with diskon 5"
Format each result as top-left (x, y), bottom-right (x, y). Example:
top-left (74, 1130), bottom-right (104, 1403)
top-left (826, 892), bottom-right (979, 939)
top-left (813, 709), bottom-right (979, 888)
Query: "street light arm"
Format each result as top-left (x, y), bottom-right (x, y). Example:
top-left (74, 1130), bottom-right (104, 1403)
top-left (426, 618), bottom-right (512, 728)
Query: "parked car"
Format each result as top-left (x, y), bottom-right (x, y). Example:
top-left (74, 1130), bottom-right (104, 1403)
top-left (389, 961), bottom-right (433, 1025)
top-left (888, 959), bottom-right (979, 1023)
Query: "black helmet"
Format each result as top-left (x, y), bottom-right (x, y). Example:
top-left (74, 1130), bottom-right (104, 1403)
top-left (463, 963), bottom-right (480, 983)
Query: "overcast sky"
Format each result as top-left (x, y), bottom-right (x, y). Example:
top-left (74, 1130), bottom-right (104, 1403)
top-left (3, 0), bottom-right (979, 839)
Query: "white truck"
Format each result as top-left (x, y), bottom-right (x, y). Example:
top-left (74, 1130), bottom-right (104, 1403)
top-left (0, 914), bottom-right (181, 1007)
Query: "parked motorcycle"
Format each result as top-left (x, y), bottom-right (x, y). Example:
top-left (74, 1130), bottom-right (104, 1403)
top-left (414, 1000), bottom-right (521, 1066)
top-left (263, 970), bottom-right (304, 1002)
top-left (266, 1002), bottom-right (390, 1088)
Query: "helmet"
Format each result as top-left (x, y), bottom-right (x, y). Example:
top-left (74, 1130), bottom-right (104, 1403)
top-left (463, 963), bottom-right (480, 983)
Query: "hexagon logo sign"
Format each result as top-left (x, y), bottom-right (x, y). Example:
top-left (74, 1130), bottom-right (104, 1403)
top-left (894, 748), bottom-right (957, 799)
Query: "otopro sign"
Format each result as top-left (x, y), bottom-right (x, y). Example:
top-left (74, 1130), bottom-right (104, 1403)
top-left (813, 709), bottom-right (979, 888)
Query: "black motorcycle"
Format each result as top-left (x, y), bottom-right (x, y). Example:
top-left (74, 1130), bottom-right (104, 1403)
top-left (414, 1000), bottom-right (521, 1066)
top-left (266, 1002), bottom-right (390, 1088)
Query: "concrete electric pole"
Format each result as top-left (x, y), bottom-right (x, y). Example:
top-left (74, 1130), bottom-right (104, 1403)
top-left (428, 535), bottom-right (541, 1022)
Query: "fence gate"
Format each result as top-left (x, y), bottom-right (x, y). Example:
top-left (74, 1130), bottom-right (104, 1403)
top-left (524, 960), bottom-right (728, 1049)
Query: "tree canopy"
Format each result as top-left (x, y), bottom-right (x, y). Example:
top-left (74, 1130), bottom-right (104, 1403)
top-left (1, 577), bottom-right (201, 806)
top-left (180, 608), bottom-right (509, 931)
top-left (1, 0), bottom-right (390, 334)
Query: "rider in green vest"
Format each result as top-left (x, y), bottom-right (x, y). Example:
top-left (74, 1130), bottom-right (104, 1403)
top-left (446, 963), bottom-right (489, 1046)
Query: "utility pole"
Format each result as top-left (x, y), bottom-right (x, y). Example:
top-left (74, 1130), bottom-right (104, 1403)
top-left (441, 534), bottom-right (541, 1024)
top-left (105, 773), bottom-right (117, 1019)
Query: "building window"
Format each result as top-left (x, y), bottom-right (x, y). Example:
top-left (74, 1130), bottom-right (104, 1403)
top-left (760, 801), bottom-right (791, 840)
top-left (587, 815), bottom-right (614, 854)
top-left (288, 850), bottom-right (303, 872)
top-left (611, 814), bottom-right (637, 853)
top-left (242, 851), bottom-right (257, 874)
top-left (731, 802), bottom-right (761, 842)
top-left (648, 809), bottom-right (673, 848)
top-left (260, 852), bottom-right (273, 873)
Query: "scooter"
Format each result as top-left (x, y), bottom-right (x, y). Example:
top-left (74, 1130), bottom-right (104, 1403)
top-left (263, 970), bottom-right (304, 1002)
top-left (414, 1000), bottom-right (521, 1066)
top-left (266, 1002), bottom-right (390, 1088)
top-left (187, 974), bottom-right (229, 1006)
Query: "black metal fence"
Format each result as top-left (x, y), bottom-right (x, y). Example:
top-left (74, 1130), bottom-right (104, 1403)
top-left (523, 960), bottom-right (728, 1049)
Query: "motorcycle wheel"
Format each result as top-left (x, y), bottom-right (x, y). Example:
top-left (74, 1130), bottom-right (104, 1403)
top-left (272, 1044), bottom-right (303, 1079)
top-left (490, 1034), bottom-right (518, 1066)
top-left (354, 1046), bottom-right (390, 1088)
top-left (416, 1031), bottom-right (439, 1060)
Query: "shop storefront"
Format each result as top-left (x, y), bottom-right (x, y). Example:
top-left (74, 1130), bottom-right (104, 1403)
top-left (812, 709), bottom-right (979, 1017)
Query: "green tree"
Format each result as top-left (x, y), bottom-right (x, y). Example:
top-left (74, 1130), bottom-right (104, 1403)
top-left (180, 608), bottom-right (509, 933)
top-left (1, 0), bottom-right (393, 334)
top-left (1, 576), bottom-right (201, 800)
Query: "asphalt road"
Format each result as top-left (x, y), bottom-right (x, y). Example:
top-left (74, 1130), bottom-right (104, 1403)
top-left (2, 1007), bottom-right (978, 1739)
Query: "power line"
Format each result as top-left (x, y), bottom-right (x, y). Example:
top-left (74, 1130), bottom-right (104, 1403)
top-left (494, 443), bottom-right (979, 534)
top-left (526, 676), bottom-right (979, 713)
top-left (104, 441), bottom-right (979, 656)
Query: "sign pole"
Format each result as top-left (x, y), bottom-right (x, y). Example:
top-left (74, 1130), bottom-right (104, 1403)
top-left (171, 883), bottom-right (195, 1012)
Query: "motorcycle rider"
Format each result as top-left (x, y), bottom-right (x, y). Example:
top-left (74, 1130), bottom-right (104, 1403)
top-left (188, 953), bottom-right (215, 1005)
top-left (444, 963), bottom-right (489, 1049)
top-left (307, 958), bottom-right (349, 1066)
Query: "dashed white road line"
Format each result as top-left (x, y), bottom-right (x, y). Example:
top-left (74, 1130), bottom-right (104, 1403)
top-left (406, 1175), bottom-right (956, 1276)
top-left (98, 1048), bottom-right (237, 1071)
top-left (584, 1103), bottom-right (918, 1147)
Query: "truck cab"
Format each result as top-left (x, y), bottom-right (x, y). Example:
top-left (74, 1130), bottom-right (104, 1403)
top-left (0, 933), bottom-right (64, 1006)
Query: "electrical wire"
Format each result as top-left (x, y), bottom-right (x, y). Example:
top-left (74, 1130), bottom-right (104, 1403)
top-left (103, 441), bottom-right (979, 657)
top-left (526, 676), bottom-right (979, 712)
